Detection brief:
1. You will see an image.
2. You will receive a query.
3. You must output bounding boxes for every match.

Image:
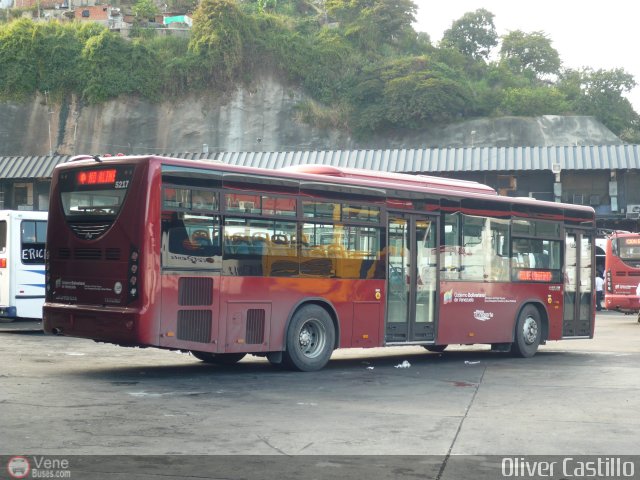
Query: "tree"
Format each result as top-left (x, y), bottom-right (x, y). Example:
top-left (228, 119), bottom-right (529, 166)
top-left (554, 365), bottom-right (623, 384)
top-left (326, 0), bottom-right (417, 52)
top-left (499, 86), bottom-right (569, 116)
top-left (558, 67), bottom-right (639, 135)
top-left (132, 0), bottom-right (160, 24)
top-left (440, 8), bottom-right (497, 61)
top-left (257, 0), bottom-right (277, 13)
top-left (499, 30), bottom-right (560, 79)
top-left (0, 18), bottom-right (38, 98)
top-left (81, 30), bottom-right (161, 102)
top-left (347, 55), bottom-right (473, 133)
top-left (189, 0), bottom-right (255, 83)
top-left (32, 22), bottom-right (84, 96)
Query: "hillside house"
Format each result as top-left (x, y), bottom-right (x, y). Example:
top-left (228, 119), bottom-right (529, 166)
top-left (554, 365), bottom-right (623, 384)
top-left (74, 4), bottom-right (108, 23)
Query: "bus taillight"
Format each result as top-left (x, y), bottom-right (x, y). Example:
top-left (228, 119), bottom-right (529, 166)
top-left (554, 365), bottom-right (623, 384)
top-left (128, 247), bottom-right (139, 302)
top-left (0, 258), bottom-right (6, 268)
top-left (605, 270), bottom-right (612, 292)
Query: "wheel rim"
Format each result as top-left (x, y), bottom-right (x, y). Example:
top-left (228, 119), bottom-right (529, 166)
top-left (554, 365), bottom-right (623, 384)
top-left (297, 318), bottom-right (327, 359)
top-left (522, 315), bottom-right (539, 345)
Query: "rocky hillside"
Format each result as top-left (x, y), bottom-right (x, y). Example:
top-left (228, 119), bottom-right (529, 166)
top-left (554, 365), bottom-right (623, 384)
top-left (0, 72), bottom-right (622, 157)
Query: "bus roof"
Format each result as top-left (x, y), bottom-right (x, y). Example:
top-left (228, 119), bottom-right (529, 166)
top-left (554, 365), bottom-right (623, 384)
top-left (61, 154), bottom-right (595, 215)
top-left (607, 231), bottom-right (637, 238)
top-left (281, 164), bottom-right (497, 196)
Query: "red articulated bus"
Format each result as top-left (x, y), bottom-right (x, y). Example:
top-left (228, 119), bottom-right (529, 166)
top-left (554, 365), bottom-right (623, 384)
top-left (43, 155), bottom-right (596, 371)
top-left (603, 231), bottom-right (640, 313)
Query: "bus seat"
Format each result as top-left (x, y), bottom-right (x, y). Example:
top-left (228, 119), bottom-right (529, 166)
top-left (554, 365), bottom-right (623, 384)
top-left (232, 234), bottom-right (250, 255)
top-left (251, 235), bottom-right (269, 255)
top-left (326, 244), bottom-right (346, 258)
top-left (252, 232), bottom-right (270, 242)
top-left (303, 245), bottom-right (326, 257)
top-left (293, 234), bottom-right (310, 247)
top-left (191, 229), bottom-right (212, 247)
top-left (169, 226), bottom-right (190, 254)
top-left (271, 234), bottom-right (288, 245)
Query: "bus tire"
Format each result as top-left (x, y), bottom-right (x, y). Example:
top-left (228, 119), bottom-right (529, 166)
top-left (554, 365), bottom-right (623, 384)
top-left (283, 304), bottom-right (335, 372)
top-left (423, 345), bottom-right (447, 353)
top-left (191, 351), bottom-right (246, 365)
top-left (510, 305), bottom-right (541, 358)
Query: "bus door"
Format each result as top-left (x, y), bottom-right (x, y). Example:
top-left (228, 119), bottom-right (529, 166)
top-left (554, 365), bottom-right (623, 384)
top-left (563, 229), bottom-right (594, 337)
top-left (159, 207), bottom-right (222, 350)
top-left (386, 214), bottom-right (438, 343)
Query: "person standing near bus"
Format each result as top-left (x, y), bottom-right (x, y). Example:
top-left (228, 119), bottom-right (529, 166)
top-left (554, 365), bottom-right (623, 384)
top-left (595, 272), bottom-right (604, 311)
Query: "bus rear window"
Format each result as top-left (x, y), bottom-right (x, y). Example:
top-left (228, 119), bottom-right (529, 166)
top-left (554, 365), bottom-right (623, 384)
top-left (61, 190), bottom-right (127, 217)
top-left (58, 166), bottom-right (134, 218)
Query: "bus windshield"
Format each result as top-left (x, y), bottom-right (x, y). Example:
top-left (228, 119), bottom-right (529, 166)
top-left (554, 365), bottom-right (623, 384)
top-left (614, 238), bottom-right (640, 266)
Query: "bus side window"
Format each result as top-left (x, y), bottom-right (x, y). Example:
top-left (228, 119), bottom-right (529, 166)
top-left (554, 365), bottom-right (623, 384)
top-left (21, 221), bottom-right (37, 244)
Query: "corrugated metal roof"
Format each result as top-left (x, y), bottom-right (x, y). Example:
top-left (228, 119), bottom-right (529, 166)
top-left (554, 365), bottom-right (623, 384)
top-left (215, 145), bottom-right (640, 173)
top-left (2, 145), bottom-right (640, 179)
top-left (0, 155), bottom-right (74, 179)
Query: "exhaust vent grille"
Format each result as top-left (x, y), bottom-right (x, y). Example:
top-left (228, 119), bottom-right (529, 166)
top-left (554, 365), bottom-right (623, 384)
top-left (246, 309), bottom-right (265, 344)
top-left (105, 248), bottom-right (121, 260)
top-left (74, 248), bottom-right (102, 260)
top-left (179, 277), bottom-right (213, 306)
top-left (177, 310), bottom-right (212, 343)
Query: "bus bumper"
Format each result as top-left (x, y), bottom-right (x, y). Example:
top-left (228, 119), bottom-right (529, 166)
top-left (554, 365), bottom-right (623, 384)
top-left (604, 294), bottom-right (640, 312)
top-left (0, 306), bottom-right (17, 318)
top-left (43, 304), bottom-right (142, 345)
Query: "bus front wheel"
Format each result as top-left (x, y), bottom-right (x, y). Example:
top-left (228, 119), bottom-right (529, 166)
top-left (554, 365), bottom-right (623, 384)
top-left (191, 352), bottom-right (246, 365)
top-left (510, 305), bottom-right (542, 358)
top-left (283, 304), bottom-right (335, 372)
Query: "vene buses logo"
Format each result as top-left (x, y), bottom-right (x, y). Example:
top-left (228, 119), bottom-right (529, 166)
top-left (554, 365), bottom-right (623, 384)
top-left (7, 456), bottom-right (30, 479)
top-left (6, 456), bottom-right (71, 478)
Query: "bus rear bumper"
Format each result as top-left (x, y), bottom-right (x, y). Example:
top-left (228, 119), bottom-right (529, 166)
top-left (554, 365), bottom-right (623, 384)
top-left (43, 304), bottom-right (142, 344)
top-left (604, 294), bottom-right (640, 312)
top-left (0, 306), bottom-right (17, 318)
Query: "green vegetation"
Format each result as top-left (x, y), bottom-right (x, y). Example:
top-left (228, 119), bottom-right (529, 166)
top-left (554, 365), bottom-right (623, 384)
top-left (1, 0), bottom-right (638, 141)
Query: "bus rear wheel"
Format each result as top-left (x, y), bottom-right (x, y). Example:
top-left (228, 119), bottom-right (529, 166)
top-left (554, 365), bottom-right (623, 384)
top-left (283, 304), bottom-right (335, 372)
top-left (510, 305), bottom-right (542, 358)
top-left (191, 351), bottom-right (246, 365)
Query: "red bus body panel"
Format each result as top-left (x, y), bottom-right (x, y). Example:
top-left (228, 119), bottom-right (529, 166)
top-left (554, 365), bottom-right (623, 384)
top-left (437, 282), bottom-right (565, 344)
top-left (154, 276), bottom-right (385, 352)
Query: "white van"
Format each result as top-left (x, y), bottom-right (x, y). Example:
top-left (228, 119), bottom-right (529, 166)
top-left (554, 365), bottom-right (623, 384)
top-left (0, 210), bottom-right (48, 321)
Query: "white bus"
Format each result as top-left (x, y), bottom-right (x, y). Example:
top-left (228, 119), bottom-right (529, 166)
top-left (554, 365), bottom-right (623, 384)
top-left (0, 210), bottom-right (48, 321)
